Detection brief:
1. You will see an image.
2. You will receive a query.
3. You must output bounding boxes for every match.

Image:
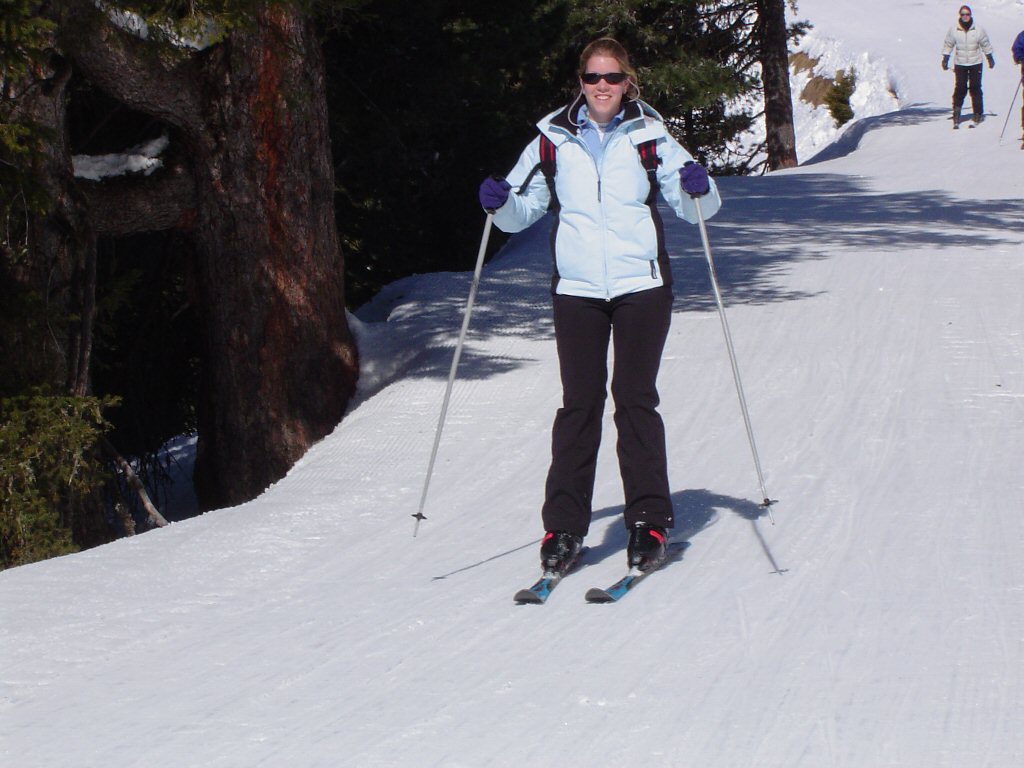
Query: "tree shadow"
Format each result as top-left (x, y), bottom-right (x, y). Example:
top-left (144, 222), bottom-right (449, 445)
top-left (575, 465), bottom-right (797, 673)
top-left (801, 105), bottom-right (948, 165)
top-left (355, 104), bottom-right (1022, 397)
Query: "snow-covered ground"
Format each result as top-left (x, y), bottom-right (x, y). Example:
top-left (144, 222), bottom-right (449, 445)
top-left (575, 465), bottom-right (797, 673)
top-left (4, 2), bottom-right (1024, 766)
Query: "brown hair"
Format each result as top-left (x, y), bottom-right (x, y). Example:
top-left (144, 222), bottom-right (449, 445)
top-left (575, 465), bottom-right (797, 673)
top-left (578, 37), bottom-right (640, 100)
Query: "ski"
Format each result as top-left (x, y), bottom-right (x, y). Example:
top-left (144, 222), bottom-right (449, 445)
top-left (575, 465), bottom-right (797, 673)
top-left (513, 547), bottom-right (587, 604)
top-left (585, 542), bottom-right (688, 603)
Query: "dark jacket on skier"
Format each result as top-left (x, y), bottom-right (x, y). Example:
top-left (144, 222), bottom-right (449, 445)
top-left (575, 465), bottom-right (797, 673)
top-left (1013, 30), bottom-right (1024, 70)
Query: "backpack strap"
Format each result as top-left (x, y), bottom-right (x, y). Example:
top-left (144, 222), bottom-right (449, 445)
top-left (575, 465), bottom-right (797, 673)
top-left (635, 138), bottom-right (661, 204)
top-left (516, 133), bottom-right (559, 211)
top-left (517, 133), bottom-right (660, 209)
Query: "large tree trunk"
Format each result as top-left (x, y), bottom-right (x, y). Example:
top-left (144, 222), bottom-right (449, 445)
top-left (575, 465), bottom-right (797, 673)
top-left (51, 1), bottom-right (359, 509)
top-left (757, 0), bottom-right (799, 170)
top-left (188, 9), bottom-right (358, 508)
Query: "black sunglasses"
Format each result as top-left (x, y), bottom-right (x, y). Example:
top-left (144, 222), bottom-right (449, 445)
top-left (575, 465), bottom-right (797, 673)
top-left (581, 71), bottom-right (629, 85)
top-left (960, 11), bottom-right (971, 16)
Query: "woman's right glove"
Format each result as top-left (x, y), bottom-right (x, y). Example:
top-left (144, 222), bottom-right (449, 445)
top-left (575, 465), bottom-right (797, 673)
top-left (942, 55), bottom-right (950, 70)
top-left (479, 176), bottom-right (511, 212)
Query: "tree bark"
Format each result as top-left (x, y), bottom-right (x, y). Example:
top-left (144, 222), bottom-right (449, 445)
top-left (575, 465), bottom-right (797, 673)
top-left (52, 1), bottom-right (359, 509)
top-left (757, 0), bottom-right (799, 170)
top-left (188, 8), bottom-right (358, 508)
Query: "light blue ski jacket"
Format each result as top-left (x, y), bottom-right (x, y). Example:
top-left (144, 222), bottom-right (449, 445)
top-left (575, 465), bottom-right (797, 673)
top-left (492, 96), bottom-right (721, 300)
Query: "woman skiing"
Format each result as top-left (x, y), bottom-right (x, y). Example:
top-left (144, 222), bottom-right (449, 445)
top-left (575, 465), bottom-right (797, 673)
top-left (478, 38), bottom-right (721, 575)
top-left (942, 5), bottom-right (995, 127)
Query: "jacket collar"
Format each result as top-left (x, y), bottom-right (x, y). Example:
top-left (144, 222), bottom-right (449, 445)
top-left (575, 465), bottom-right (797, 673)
top-left (549, 94), bottom-right (645, 136)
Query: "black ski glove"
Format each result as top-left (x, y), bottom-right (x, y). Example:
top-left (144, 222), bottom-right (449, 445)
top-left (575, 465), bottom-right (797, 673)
top-left (986, 54), bottom-right (995, 69)
top-left (942, 55), bottom-right (950, 70)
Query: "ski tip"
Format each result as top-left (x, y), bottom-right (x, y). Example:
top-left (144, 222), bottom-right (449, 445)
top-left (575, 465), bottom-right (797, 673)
top-left (585, 588), bottom-right (615, 603)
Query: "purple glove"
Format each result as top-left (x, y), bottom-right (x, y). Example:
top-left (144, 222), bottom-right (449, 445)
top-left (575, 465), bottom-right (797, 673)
top-left (680, 161), bottom-right (710, 197)
top-left (479, 176), bottom-right (511, 212)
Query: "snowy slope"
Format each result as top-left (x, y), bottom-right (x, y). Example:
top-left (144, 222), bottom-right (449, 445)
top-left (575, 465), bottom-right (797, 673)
top-left (3, 2), bottom-right (1024, 767)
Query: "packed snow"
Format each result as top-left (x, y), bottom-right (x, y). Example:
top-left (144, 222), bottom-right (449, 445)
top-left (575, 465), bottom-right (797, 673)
top-left (3, 2), bottom-right (1024, 766)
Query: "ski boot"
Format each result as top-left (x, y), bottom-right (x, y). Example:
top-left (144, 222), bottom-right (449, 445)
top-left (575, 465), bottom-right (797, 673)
top-left (540, 531), bottom-right (584, 574)
top-left (952, 109), bottom-right (961, 129)
top-left (972, 113), bottom-right (984, 126)
top-left (627, 523), bottom-right (668, 572)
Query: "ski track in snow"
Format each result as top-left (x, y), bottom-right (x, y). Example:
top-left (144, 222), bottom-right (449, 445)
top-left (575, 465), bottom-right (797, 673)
top-left (3, 2), bottom-right (1024, 766)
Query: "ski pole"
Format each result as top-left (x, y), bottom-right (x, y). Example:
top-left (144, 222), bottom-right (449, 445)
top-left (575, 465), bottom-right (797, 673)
top-left (693, 197), bottom-right (777, 524)
top-left (413, 213), bottom-right (495, 537)
top-left (999, 76), bottom-right (1022, 142)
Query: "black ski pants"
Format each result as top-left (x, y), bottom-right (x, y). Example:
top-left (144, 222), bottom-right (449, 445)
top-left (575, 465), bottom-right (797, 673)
top-left (953, 63), bottom-right (984, 117)
top-left (541, 286), bottom-right (675, 536)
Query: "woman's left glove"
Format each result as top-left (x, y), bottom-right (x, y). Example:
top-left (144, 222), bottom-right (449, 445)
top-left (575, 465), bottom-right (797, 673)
top-left (479, 176), bottom-right (511, 212)
top-left (680, 161), bottom-right (710, 197)
top-left (987, 54), bottom-right (995, 69)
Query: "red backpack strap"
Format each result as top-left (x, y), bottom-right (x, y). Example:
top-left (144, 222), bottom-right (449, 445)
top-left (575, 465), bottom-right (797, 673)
top-left (538, 135), bottom-right (559, 210)
top-left (515, 133), bottom-right (558, 211)
top-left (636, 138), bottom-right (660, 172)
top-left (538, 134), bottom-right (557, 180)
top-left (635, 138), bottom-right (660, 203)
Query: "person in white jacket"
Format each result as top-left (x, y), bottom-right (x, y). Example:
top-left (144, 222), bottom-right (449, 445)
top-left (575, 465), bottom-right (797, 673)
top-left (942, 5), bottom-right (995, 126)
top-left (478, 38), bottom-right (722, 574)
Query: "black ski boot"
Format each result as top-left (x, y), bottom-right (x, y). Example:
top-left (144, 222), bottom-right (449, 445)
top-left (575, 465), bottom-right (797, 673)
top-left (952, 109), bottom-right (960, 129)
top-left (627, 523), bottom-right (668, 571)
top-left (540, 531), bottom-right (584, 573)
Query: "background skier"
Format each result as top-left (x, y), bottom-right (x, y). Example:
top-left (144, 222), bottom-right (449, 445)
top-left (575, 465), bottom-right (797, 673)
top-left (1013, 28), bottom-right (1024, 137)
top-left (478, 38), bottom-right (721, 575)
top-left (941, 5), bottom-right (995, 127)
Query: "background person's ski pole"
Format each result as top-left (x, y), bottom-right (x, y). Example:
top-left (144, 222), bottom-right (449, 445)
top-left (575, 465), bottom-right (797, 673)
top-left (693, 197), bottom-right (777, 524)
top-left (999, 77), bottom-right (1022, 142)
top-left (413, 213), bottom-right (494, 537)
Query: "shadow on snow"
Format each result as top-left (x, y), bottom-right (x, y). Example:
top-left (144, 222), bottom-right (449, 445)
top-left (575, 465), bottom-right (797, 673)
top-left (431, 487), bottom-right (778, 582)
top-left (355, 107), bottom-right (1022, 393)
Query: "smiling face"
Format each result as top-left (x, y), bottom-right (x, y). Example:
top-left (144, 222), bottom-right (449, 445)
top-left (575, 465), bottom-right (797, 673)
top-left (580, 53), bottom-right (630, 124)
